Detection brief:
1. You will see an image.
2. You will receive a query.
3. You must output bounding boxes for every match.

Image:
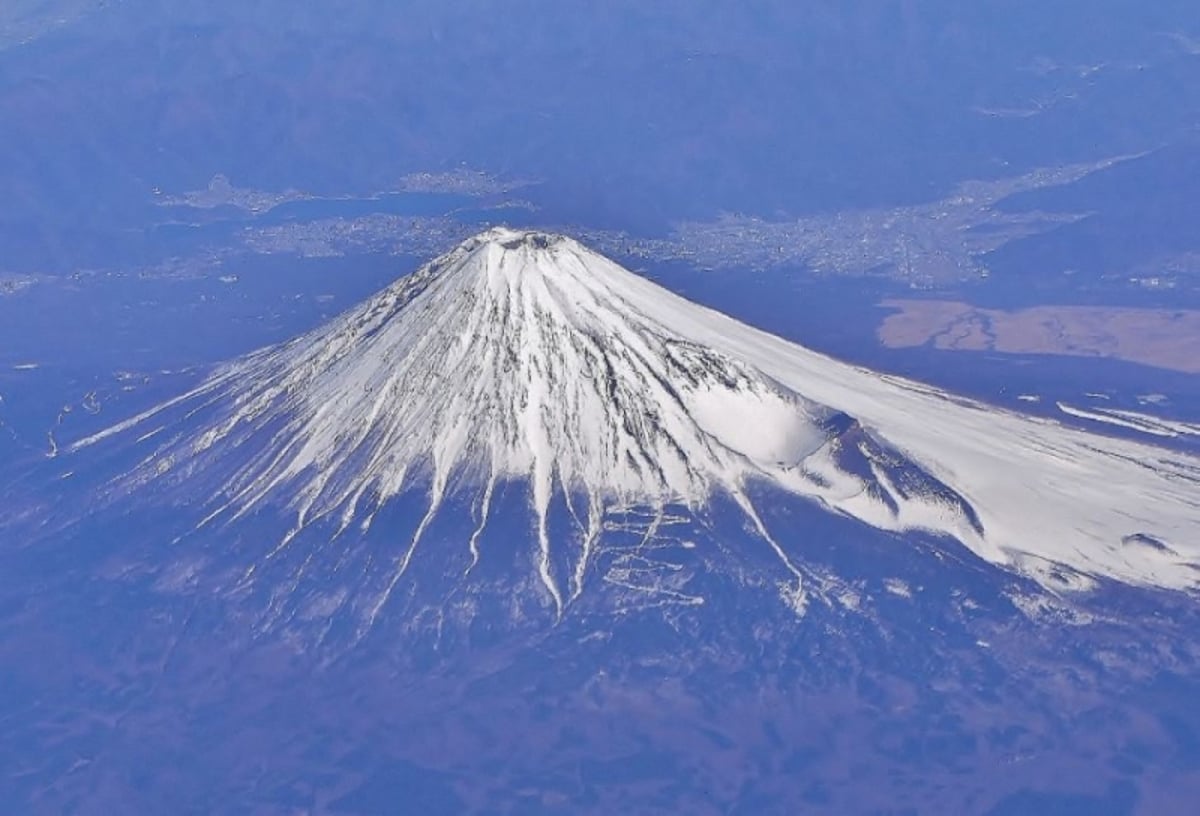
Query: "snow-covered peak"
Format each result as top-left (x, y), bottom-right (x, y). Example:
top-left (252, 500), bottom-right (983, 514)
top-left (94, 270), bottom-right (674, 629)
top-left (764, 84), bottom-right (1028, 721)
top-left (120, 228), bottom-right (862, 615)
top-left (473, 225), bottom-right (565, 249)
top-left (256, 225), bottom-right (834, 513)
top-left (74, 230), bottom-right (1200, 627)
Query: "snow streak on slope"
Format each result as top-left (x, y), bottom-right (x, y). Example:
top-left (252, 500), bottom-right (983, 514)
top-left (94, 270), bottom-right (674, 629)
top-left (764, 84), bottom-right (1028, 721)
top-left (73, 229), bottom-right (1200, 625)
top-left (1057, 402), bottom-right (1200, 440)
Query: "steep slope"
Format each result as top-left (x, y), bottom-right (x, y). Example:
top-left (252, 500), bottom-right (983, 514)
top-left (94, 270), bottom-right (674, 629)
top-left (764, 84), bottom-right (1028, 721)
top-left (71, 228), bottom-right (1200, 629)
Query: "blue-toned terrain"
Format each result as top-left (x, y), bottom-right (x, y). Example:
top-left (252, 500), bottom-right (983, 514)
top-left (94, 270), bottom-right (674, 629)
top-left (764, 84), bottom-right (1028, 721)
top-left (2, 3), bottom-right (1200, 814)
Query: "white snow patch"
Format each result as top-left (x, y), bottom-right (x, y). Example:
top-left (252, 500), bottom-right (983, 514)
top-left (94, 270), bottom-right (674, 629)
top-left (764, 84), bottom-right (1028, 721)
top-left (1008, 592), bottom-right (1095, 625)
top-left (1058, 402), bottom-right (1200, 439)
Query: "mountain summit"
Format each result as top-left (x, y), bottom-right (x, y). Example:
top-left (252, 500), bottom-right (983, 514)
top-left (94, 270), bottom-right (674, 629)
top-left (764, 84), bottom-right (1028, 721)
top-left (72, 228), bottom-right (1200, 632)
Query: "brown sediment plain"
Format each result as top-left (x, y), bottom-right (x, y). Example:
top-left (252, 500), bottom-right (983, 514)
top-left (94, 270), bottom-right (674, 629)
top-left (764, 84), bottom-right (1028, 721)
top-left (878, 300), bottom-right (1200, 374)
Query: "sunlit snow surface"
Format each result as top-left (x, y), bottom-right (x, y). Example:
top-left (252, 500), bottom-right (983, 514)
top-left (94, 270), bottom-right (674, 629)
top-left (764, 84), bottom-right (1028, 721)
top-left (74, 229), bottom-right (1200, 628)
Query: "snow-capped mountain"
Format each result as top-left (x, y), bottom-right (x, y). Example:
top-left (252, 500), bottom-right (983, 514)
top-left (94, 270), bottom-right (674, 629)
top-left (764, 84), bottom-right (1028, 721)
top-left (69, 228), bottom-right (1200, 636)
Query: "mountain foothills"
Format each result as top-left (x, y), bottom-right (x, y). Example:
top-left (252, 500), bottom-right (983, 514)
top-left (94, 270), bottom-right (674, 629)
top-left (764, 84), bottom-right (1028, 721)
top-left (37, 228), bottom-right (1197, 646)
